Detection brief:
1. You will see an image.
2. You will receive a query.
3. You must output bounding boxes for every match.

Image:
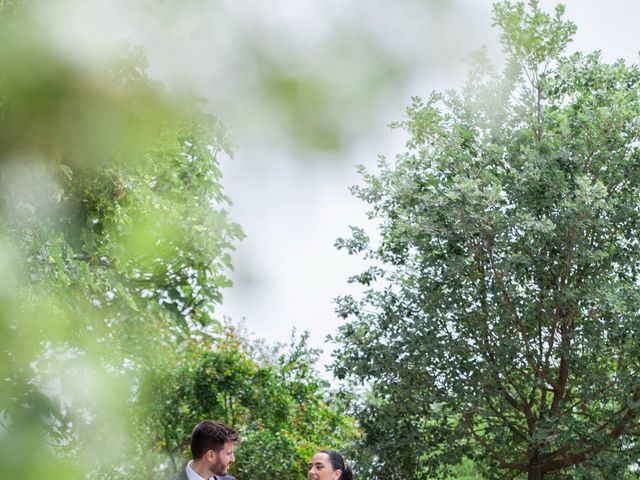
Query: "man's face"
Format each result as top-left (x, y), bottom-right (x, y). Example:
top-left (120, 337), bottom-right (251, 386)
top-left (208, 441), bottom-right (235, 476)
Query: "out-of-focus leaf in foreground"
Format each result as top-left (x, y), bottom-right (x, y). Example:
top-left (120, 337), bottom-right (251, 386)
top-left (0, 3), bottom-right (243, 478)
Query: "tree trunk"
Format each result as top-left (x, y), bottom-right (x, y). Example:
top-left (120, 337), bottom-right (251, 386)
top-left (528, 467), bottom-right (544, 480)
top-left (528, 450), bottom-right (544, 480)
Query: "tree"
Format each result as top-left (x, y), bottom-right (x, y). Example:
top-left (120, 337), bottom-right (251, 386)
top-left (334, 1), bottom-right (640, 479)
top-left (135, 325), bottom-right (359, 480)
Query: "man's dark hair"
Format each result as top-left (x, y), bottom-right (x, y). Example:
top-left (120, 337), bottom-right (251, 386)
top-left (190, 420), bottom-right (239, 460)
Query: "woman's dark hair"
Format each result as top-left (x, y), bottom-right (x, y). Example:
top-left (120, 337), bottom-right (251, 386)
top-left (319, 450), bottom-right (353, 480)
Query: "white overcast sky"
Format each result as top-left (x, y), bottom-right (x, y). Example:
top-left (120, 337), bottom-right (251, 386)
top-left (39, 0), bottom-right (640, 376)
top-left (216, 1), bottom-right (640, 376)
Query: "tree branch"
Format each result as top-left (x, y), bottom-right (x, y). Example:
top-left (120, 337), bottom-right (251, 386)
top-left (464, 416), bottom-right (528, 472)
top-left (543, 390), bottom-right (640, 473)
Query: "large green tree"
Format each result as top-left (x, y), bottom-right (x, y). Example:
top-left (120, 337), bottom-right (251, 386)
top-left (334, 2), bottom-right (640, 479)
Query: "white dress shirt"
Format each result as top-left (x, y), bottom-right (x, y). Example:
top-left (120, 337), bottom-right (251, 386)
top-left (185, 460), bottom-right (214, 480)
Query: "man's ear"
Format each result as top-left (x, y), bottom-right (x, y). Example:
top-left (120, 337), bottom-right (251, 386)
top-left (206, 449), bottom-right (217, 462)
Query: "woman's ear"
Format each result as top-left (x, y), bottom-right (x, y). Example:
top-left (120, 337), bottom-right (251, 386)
top-left (333, 469), bottom-right (342, 480)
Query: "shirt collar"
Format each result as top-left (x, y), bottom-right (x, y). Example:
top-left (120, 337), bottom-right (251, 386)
top-left (186, 460), bottom-right (214, 480)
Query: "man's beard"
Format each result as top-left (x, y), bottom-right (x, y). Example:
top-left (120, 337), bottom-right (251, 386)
top-left (209, 456), bottom-right (228, 476)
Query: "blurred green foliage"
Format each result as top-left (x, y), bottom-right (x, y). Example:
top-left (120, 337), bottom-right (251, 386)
top-left (0, 26), bottom-right (239, 480)
top-left (0, 2), bottom-right (358, 479)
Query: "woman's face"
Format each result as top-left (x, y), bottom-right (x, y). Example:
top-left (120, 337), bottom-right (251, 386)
top-left (308, 452), bottom-right (341, 480)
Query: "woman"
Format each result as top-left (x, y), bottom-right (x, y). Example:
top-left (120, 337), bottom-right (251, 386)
top-left (307, 450), bottom-right (353, 480)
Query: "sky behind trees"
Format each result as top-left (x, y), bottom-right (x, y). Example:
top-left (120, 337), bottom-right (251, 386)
top-left (32, 0), bottom-right (640, 376)
top-left (218, 0), bottom-right (640, 376)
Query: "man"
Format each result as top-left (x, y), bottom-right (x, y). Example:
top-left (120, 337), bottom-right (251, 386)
top-left (171, 420), bottom-right (240, 480)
